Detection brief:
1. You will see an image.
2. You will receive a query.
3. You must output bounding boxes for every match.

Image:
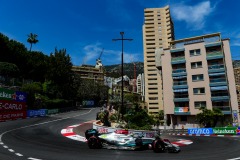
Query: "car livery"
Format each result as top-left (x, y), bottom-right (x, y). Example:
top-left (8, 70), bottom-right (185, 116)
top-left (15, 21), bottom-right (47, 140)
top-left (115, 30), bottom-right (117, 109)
top-left (85, 129), bottom-right (180, 153)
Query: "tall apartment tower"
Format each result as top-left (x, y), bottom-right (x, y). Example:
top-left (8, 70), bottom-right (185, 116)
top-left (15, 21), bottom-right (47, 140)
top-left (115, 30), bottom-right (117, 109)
top-left (143, 6), bottom-right (175, 114)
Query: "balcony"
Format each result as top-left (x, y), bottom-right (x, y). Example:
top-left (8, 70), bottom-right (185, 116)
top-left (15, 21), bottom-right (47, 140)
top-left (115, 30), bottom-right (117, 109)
top-left (208, 64), bottom-right (225, 73)
top-left (211, 92), bottom-right (229, 101)
top-left (205, 41), bottom-right (222, 48)
top-left (212, 106), bottom-right (231, 115)
top-left (206, 51), bottom-right (223, 60)
top-left (173, 81), bottom-right (188, 89)
top-left (174, 95), bottom-right (189, 102)
top-left (209, 78), bottom-right (227, 87)
top-left (170, 48), bottom-right (185, 53)
top-left (172, 68), bottom-right (187, 76)
top-left (171, 56), bottom-right (186, 64)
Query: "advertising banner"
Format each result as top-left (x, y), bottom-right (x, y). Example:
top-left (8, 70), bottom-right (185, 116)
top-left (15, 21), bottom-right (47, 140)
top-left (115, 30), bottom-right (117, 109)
top-left (0, 88), bottom-right (14, 101)
top-left (188, 128), bottom-right (213, 135)
top-left (174, 107), bottom-right (189, 112)
top-left (237, 127), bottom-right (240, 135)
top-left (27, 109), bottom-right (47, 117)
top-left (213, 127), bottom-right (237, 135)
top-left (47, 109), bottom-right (59, 115)
top-left (0, 88), bottom-right (27, 102)
top-left (0, 100), bottom-right (27, 111)
top-left (0, 111), bottom-right (27, 121)
top-left (15, 91), bottom-right (27, 102)
top-left (82, 100), bottom-right (94, 107)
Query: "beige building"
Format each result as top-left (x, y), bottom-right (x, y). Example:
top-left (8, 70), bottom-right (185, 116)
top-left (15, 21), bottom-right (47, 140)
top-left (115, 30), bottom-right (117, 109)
top-left (157, 33), bottom-right (239, 127)
top-left (234, 67), bottom-right (240, 112)
top-left (72, 64), bottom-right (104, 84)
top-left (143, 5), bottom-right (175, 114)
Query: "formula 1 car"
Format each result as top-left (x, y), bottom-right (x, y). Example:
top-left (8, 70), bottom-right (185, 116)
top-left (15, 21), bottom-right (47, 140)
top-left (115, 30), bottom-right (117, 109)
top-left (85, 129), bottom-right (180, 153)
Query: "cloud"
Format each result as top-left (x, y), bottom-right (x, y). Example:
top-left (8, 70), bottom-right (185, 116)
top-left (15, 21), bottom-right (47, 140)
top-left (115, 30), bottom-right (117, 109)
top-left (232, 41), bottom-right (240, 47)
top-left (81, 43), bottom-right (103, 65)
top-left (79, 42), bottom-right (141, 66)
top-left (172, 1), bottom-right (214, 30)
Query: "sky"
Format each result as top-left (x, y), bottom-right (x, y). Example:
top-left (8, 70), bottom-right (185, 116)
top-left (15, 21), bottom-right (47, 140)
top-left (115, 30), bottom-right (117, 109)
top-left (0, 0), bottom-right (239, 66)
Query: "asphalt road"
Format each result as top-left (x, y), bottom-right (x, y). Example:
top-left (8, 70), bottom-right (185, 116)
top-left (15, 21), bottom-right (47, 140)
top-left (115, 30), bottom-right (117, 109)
top-left (0, 108), bottom-right (239, 160)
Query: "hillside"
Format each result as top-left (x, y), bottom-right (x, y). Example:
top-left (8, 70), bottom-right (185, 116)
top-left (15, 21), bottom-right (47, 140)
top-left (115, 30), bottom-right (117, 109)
top-left (104, 62), bottom-right (144, 78)
top-left (104, 60), bottom-right (240, 78)
top-left (233, 60), bottom-right (240, 68)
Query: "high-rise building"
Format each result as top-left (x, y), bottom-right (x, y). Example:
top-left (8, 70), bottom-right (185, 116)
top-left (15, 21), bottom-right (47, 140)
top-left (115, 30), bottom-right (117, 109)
top-left (157, 33), bottom-right (239, 127)
top-left (136, 73), bottom-right (145, 101)
top-left (143, 6), bottom-right (175, 114)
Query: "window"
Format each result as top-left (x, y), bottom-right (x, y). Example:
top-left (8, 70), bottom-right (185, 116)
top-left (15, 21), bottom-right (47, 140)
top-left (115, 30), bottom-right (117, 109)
top-left (193, 88), bottom-right (205, 94)
top-left (191, 61), bottom-right (202, 69)
top-left (149, 97), bottom-right (158, 100)
top-left (190, 49), bottom-right (201, 56)
top-left (192, 74), bottom-right (204, 81)
top-left (194, 101), bottom-right (206, 109)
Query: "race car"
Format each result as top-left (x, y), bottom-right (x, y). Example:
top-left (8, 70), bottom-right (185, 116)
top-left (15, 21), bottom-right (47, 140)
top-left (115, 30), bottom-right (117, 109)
top-left (85, 129), bottom-right (180, 153)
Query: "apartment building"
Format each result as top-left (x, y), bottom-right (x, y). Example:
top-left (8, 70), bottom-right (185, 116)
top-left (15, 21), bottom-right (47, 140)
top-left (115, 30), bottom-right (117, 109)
top-left (156, 33), bottom-right (239, 127)
top-left (143, 5), bottom-right (175, 114)
top-left (234, 67), bottom-right (240, 112)
top-left (136, 73), bottom-right (145, 101)
top-left (72, 65), bottom-right (104, 84)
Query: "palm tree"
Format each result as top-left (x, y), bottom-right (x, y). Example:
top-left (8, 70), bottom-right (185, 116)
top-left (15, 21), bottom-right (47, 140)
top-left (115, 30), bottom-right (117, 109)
top-left (27, 33), bottom-right (39, 51)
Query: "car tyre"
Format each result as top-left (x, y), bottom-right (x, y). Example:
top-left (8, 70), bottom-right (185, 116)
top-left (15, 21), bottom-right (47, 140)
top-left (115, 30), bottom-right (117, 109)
top-left (87, 136), bottom-right (102, 149)
top-left (152, 139), bottom-right (165, 153)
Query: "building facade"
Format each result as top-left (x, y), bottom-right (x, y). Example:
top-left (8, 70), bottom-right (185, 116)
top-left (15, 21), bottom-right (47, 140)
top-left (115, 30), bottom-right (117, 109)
top-left (234, 67), bottom-right (240, 112)
top-left (137, 73), bottom-right (145, 102)
top-left (157, 33), bottom-right (239, 127)
top-left (72, 65), bottom-right (104, 84)
top-left (143, 5), bottom-right (175, 114)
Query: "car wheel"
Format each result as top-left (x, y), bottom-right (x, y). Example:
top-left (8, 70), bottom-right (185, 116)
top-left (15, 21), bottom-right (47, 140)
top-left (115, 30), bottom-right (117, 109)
top-left (87, 136), bottom-right (102, 149)
top-left (152, 139), bottom-right (165, 153)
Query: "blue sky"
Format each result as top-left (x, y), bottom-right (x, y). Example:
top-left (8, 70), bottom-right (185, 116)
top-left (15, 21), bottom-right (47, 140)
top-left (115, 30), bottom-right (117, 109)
top-left (0, 0), bottom-right (239, 66)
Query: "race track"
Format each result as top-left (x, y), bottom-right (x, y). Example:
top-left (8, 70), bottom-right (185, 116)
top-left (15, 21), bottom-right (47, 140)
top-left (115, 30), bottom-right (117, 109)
top-left (0, 108), bottom-right (239, 160)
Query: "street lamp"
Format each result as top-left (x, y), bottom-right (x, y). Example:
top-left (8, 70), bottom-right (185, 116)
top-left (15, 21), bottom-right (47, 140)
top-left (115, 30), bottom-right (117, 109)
top-left (112, 32), bottom-right (133, 121)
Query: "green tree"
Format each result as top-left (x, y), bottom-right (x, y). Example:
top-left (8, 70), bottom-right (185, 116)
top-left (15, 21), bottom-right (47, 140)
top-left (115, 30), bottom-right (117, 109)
top-left (25, 51), bottom-right (48, 82)
top-left (0, 62), bottom-right (20, 77)
top-left (22, 82), bottom-right (42, 109)
top-left (196, 107), bottom-right (224, 127)
top-left (124, 104), bottom-right (154, 130)
top-left (46, 48), bottom-right (74, 99)
top-left (27, 33), bottom-right (39, 51)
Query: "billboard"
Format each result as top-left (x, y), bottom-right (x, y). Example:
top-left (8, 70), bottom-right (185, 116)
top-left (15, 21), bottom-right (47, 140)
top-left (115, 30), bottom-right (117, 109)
top-left (0, 88), bottom-right (27, 121)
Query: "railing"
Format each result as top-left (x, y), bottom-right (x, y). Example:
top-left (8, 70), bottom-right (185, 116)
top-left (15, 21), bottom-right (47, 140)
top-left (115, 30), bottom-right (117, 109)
top-left (173, 81), bottom-right (187, 85)
top-left (211, 92), bottom-right (229, 97)
top-left (174, 94), bottom-right (189, 98)
top-left (171, 57), bottom-right (185, 61)
top-left (172, 68), bottom-right (186, 73)
top-left (208, 64), bottom-right (224, 70)
top-left (212, 106), bottom-right (231, 111)
top-left (210, 78), bottom-right (226, 83)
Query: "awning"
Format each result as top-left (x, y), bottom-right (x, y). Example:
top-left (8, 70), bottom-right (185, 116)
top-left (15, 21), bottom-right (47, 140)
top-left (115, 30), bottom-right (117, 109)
top-left (173, 88), bottom-right (188, 92)
top-left (209, 72), bottom-right (225, 76)
top-left (210, 86), bottom-right (228, 91)
top-left (173, 76), bottom-right (187, 79)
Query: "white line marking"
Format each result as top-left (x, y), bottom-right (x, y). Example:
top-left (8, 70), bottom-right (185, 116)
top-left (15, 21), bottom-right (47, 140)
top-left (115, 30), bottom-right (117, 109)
top-left (226, 157), bottom-right (240, 160)
top-left (3, 145), bottom-right (8, 148)
top-left (15, 153), bottom-right (23, 156)
top-left (0, 108), bottom-right (94, 160)
top-left (28, 157), bottom-right (43, 160)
